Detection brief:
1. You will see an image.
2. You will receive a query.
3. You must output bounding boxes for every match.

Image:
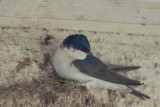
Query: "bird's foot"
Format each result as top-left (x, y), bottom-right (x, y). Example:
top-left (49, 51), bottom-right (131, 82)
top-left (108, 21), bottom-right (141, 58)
top-left (81, 80), bottom-right (95, 89)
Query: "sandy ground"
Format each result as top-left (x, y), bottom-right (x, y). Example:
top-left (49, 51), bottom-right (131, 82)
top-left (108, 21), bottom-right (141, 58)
top-left (0, 27), bottom-right (160, 107)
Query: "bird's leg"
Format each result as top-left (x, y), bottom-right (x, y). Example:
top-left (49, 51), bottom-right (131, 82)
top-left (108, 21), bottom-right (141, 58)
top-left (81, 80), bottom-right (95, 89)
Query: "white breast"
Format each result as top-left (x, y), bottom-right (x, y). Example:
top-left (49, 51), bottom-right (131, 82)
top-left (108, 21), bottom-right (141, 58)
top-left (52, 47), bottom-right (92, 81)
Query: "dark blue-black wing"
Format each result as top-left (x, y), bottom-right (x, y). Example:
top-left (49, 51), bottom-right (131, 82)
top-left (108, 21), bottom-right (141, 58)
top-left (108, 64), bottom-right (140, 72)
top-left (72, 54), bottom-right (142, 86)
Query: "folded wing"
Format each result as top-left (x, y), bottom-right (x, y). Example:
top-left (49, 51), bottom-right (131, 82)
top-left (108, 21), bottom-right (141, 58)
top-left (72, 54), bottom-right (142, 86)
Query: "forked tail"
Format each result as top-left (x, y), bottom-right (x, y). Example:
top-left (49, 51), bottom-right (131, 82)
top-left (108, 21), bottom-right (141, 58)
top-left (128, 86), bottom-right (150, 100)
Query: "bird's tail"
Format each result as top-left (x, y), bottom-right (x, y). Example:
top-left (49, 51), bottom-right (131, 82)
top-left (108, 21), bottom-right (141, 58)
top-left (128, 86), bottom-right (150, 100)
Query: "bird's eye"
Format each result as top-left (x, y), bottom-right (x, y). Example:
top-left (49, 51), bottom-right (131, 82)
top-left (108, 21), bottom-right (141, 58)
top-left (80, 45), bottom-right (88, 53)
top-left (80, 45), bottom-right (84, 49)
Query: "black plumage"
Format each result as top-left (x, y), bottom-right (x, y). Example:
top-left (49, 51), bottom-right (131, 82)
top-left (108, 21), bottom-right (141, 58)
top-left (72, 54), bottom-right (142, 86)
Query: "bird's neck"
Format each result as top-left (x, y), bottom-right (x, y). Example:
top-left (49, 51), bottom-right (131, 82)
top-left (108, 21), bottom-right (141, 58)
top-left (62, 47), bottom-right (88, 60)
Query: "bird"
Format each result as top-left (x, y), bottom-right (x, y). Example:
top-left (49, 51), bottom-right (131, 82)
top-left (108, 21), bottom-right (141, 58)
top-left (52, 34), bottom-right (150, 100)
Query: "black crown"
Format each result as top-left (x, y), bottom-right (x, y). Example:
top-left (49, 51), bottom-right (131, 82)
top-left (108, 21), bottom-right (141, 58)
top-left (61, 34), bottom-right (91, 53)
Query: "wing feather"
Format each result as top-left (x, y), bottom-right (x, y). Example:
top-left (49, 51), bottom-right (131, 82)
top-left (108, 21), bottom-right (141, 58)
top-left (72, 54), bottom-right (142, 86)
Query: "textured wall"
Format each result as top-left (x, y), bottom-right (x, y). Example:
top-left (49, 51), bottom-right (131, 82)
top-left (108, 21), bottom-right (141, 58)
top-left (0, 0), bottom-right (160, 25)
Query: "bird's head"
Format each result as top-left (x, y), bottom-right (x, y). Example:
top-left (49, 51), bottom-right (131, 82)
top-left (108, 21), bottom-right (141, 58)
top-left (61, 34), bottom-right (91, 54)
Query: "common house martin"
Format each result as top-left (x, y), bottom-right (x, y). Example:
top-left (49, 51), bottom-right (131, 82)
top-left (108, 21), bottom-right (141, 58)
top-left (52, 34), bottom-right (150, 99)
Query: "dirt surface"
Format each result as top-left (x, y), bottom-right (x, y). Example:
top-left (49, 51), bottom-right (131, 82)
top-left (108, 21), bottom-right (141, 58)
top-left (0, 79), bottom-right (98, 107)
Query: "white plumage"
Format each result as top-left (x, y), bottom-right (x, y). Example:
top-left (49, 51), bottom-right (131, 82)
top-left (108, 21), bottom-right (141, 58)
top-left (52, 47), bottom-right (131, 92)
